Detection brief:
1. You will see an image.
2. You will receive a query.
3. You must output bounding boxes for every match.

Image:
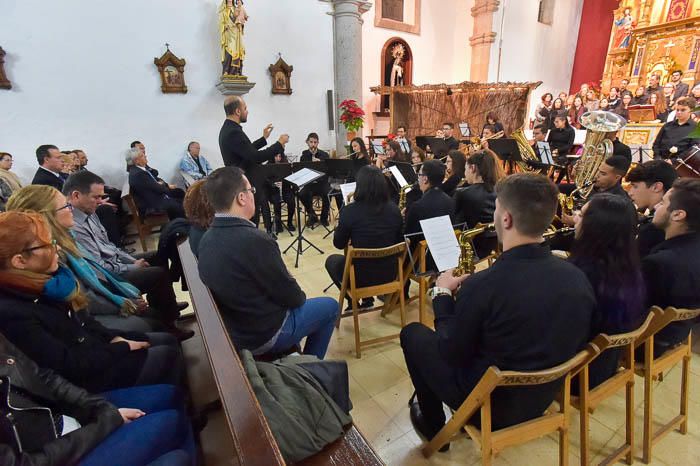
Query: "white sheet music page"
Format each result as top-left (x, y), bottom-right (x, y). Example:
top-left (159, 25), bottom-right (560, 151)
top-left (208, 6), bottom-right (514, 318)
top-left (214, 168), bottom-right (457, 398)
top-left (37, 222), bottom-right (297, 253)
top-left (388, 165), bottom-right (412, 192)
top-left (339, 182), bottom-right (356, 204)
top-left (419, 215), bottom-right (460, 272)
top-left (537, 141), bottom-right (553, 164)
top-left (285, 168), bottom-right (323, 187)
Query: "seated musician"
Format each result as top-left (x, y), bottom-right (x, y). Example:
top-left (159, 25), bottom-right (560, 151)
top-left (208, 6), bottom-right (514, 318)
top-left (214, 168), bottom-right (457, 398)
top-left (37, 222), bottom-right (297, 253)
top-left (606, 129), bottom-right (632, 162)
top-left (547, 115), bottom-right (576, 183)
top-left (325, 166), bottom-right (403, 310)
top-left (652, 97), bottom-right (698, 160)
top-left (453, 151), bottom-right (499, 259)
top-left (484, 112), bottom-right (505, 135)
top-left (349, 137), bottom-right (371, 166)
top-left (395, 124), bottom-right (412, 155)
top-left (642, 179), bottom-right (700, 357)
top-left (400, 173), bottom-right (595, 447)
top-left (531, 124), bottom-right (548, 158)
top-left (481, 124), bottom-right (498, 140)
top-left (376, 140), bottom-right (409, 203)
top-left (626, 160), bottom-right (678, 257)
top-left (299, 133), bottom-right (331, 227)
top-left (198, 167), bottom-right (338, 359)
top-left (438, 122), bottom-right (460, 151)
top-left (570, 194), bottom-right (645, 390)
top-left (266, 152), bottom-right (296, 233)
top-left (441, 150), bottom-right (466, 197)
top-left (410, 146), bottom-right (426, 173)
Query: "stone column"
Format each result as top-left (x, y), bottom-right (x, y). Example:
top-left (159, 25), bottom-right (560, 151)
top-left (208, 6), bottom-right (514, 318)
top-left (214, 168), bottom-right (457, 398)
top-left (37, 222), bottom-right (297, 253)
top-left (469, 0), bottom-right (500, 82)
top-left (324, 0), bottom-right (371, 155)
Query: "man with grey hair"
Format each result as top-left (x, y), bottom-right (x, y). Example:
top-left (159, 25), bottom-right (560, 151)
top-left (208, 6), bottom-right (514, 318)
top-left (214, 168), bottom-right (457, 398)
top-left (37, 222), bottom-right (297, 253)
top-left (127, 146), bottom-right (185, 219)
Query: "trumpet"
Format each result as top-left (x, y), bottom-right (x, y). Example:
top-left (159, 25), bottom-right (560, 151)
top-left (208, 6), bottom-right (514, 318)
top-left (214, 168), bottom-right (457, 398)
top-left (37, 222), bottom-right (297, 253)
top-left (453, 223), bottom-right (495, 277)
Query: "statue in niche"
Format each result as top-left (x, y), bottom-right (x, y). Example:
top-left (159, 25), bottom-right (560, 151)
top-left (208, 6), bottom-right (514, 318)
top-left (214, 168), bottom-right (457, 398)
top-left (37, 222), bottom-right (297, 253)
top-left (613, 7), bottom-right (636, 49)
top-left (390, 43), bottom-right (405, 87)
top-left (219, 0), bottom-right (248, 76)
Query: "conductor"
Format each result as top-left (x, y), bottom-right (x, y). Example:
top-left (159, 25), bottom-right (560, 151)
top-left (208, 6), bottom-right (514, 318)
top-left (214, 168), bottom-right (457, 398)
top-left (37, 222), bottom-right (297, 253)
top-left (219, 96), bottom-right (290, 234)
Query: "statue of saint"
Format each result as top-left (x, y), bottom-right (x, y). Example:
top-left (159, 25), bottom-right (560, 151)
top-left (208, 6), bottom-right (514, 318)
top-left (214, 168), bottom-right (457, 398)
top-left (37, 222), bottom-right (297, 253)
top-left (219, 0), bottom-right (248, 76)
top-left (389, 43), bottom-right (405, 87)
top-left (613, 7), bottom-right (635, 49)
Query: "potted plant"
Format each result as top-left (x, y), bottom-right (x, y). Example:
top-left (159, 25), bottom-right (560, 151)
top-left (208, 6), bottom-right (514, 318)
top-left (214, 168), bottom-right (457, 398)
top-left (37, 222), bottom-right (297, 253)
top-left (339, 99), bottom-right (365, 140)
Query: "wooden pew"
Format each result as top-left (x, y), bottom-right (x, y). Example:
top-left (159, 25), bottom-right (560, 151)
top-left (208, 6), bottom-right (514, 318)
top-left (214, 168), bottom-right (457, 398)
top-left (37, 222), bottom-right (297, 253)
top-left (177, 241), bottom-right (383, 466)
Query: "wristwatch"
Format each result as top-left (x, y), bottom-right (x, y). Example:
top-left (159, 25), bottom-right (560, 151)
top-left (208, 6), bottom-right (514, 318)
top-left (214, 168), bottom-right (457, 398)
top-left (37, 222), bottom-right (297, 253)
top-left (429, 286), bottom-right (453, 300)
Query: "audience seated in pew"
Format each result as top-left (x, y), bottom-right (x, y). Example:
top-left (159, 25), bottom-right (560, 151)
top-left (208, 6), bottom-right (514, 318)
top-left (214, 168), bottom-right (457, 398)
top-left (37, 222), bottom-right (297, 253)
top-left (0, 333), bottom-right (195, 466)
top-left (641, 178), bottom-right (700, 357)
top-left (179, 141), bottom-right (213, 182)
top-left (0, 152), bottom-right (22, 211)
top-left (6, 185), bottom-right (153, 334)
top-left (325, 165), bottom-right (404, 310)
top-left (0, 211), bottom-right (184, 393)
top-left (569, 193), bottom-right (646, 390)
top-left (400, 173), bottom-right (596, 449)
top-left (126, 147), bottom-right (185, 221)
top-left (183, 179), bottom-right (214, 257)
top-left (197, 167), bottom-right (339, 359)
top-left (66, 171), bottom-right (193, 340)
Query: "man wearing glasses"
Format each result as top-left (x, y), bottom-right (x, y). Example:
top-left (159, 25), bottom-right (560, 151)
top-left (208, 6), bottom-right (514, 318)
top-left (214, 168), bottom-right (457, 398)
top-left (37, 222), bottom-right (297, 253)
top-left (198, 167), bottom-right (338, 359)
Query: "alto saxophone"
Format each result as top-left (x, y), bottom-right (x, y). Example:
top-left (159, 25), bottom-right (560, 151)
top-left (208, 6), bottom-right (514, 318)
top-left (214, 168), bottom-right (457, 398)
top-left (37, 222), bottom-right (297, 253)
top-left (398, 184), bottom-right (412, 212)
top-left (453, 223), bottom-right (495, 277)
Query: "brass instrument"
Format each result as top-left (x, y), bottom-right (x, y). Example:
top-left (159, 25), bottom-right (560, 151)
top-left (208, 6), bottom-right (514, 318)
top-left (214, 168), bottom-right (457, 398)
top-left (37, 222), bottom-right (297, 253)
top-left (543, 226), bottom-right (575, 240)
top-left (453, 223), bottom-right (495, 277)
top-left (559, 111), bottom-right (626, 216)
top-left (469, 130), bottom-right (504, 153)
top-left (511, 128), bottom-right (542, 173)
top-left (398, 184), bottom-right (412, 212)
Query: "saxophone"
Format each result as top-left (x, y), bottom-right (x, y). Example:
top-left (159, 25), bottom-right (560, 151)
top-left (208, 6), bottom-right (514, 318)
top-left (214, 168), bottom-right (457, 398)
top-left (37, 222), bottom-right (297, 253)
top-left (453, 223), bottom-right (495, 277)
top-left (398, 184), bottom-right (412, 212)
top-left (559, 110), bottom-right (626, 216)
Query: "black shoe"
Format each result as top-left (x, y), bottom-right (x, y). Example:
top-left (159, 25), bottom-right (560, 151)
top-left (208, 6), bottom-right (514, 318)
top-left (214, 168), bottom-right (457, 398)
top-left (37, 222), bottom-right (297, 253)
top-left (167, 324), bottom-right (195, 342)
top-left (275, 223), bottom-right (284, 233)
top-left (266, 229), bottom-right (278, 240)
top-left (287, 222), bottom-right (296, 232)
top-left (176, 302), bottom-right (190, 312)
top-left (360, 298), bottom-right (374, 309)
top-left (409, 399), bottom-right (450, 452)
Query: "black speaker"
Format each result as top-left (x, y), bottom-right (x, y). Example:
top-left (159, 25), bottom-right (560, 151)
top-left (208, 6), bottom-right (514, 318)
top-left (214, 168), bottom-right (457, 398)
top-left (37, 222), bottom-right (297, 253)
top-left (326, 90), bottom-right (335, 131)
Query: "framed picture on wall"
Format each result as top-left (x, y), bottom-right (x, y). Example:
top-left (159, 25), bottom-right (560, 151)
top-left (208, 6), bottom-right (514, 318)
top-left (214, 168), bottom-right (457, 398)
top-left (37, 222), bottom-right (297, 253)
top-left (375, 0), bottom-right (421, 35)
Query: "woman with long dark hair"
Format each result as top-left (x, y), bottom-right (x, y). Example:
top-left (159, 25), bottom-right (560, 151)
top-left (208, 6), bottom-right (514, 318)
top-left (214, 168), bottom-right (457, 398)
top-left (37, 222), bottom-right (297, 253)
top-left (535, 93), bottom-right (553, 125)
top-left (483, 112), bottom-right (504, 134)
top-left (568, 95), bottom-right (586, 129)
top-left (453, 151), bottom-right (500, 258)
top-left (546, 98), bottom-right (566, 129)
top-left (350, 137), bottom-right (370, 162)
top-left (325, 165), bottom-right (403, 310)
top-left (441, 150), bottom-right (466, 196)
top-left (570, 193), bottom-right (645, 389)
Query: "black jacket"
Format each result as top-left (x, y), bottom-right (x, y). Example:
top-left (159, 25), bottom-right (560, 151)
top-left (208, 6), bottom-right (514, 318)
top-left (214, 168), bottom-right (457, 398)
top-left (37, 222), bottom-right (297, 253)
top-left (652, 119), bottom-right (698, 159)
top-left (637, 213), bottom-right (665, 258)
top-left (405, 187), bottom-right (455, 236)
top-left (198, 216), bottom-right (305, 351)
top-left (157, 218), bottom-right (191, 285)
top-left (0, 333), bottom-right (123, 465)
top-left (333, 201), bottom-right (404, 288)
top-left (219, 119), bottom-right (283, 185)
top-left (128, 166), bottom-right (171, 214)
top-left (300, 149), bottom-right (329, 162)
top-left (642, 232), bottom-right (700, 352)
top-left (453, 183), bottom-right (497, 258)
top-left (31, 168), bottom-right (64, 191)
top-left (547, 126), bottom-right (576, 162)
top-left (0, 289), bottom-right (147, 393)
top-left (433, 243), bottom-right (595, 429)
top-left (440, 175), bottom-right (462, 197)
top-left (612, 138), bottom-right (632, 161)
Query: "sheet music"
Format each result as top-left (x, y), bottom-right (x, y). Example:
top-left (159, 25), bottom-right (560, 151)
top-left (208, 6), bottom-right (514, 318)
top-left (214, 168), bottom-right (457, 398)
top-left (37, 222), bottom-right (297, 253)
top-left (285, 168), bottom-right (323, 187)
top-left (537, 141), bottom-right (553, 165)
top-left (574, 130), bottom-right (587, 145)
top-left (371, 142), bottom-right (385, 155)
top-left (419, 215), bottom-right (461, 272)
top-left (339, 182), bottom-right (356, 204)
top-left (388, 165), bottom-right (412, 192)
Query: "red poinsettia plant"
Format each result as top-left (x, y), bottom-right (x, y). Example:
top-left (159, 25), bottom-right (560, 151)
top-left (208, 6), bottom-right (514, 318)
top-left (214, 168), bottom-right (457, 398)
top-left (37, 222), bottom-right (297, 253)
top-left (339, 99), bottom-right (365, 133)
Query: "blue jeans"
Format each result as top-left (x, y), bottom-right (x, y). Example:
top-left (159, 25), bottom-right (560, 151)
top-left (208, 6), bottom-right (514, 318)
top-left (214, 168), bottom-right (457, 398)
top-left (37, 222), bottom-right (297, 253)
top-left (269, 297), bottom-right (339, 359)
top-left (79, 385), bottom-right (196, 466)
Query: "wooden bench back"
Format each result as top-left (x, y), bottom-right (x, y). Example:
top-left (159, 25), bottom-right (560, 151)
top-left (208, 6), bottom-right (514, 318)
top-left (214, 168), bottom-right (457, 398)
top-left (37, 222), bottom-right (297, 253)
top-left (123, 194), bottom-right (144, 224)
top-left (343, 242), bottom-right (408, 294)
top-left (177, 241), bottom-right (285, 466)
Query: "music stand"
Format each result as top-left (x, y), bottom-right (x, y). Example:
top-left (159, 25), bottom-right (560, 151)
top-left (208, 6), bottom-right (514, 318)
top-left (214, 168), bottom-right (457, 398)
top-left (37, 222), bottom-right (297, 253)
top-left (488, 138), bottom-right (521, 173)
top-left (323, 159), bottom-right (355, 238)
top-left (416, 136), bottom-right (449, 158)
top-left (256, 162), bottom-right (294, 236)
top-left (283, 167), bottom-right (326, 268)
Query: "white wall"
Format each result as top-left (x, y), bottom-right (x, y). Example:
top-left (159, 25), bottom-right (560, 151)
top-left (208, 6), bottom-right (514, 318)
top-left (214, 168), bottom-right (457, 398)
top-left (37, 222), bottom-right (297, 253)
top-left (489, 0), bottom-right (584, 120)
top-left (361, 1), bottom-right (473, 133)
top-left (0, 0), bottom-right (335, 186)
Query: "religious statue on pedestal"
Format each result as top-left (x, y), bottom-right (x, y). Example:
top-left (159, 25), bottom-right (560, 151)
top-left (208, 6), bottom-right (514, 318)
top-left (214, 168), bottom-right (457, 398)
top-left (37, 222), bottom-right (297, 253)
top-left (219, 0), bottom-right (248, 76)
top-left (613, 8), bottom-right (636, 49)
top-left (390, 43), bottom-right (405, 87)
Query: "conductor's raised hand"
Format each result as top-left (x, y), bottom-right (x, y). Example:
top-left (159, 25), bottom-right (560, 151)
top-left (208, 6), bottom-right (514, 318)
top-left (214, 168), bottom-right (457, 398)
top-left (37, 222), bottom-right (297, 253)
top-left (278, 134), bottom-right (290, 145)
top-left (263, 124), bottom-right (274, 140)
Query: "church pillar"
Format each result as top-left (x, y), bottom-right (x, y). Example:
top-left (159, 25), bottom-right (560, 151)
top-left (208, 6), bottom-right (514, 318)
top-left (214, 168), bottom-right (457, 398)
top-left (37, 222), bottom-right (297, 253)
top-left (325, 0), bottom-right (371, 155)
top-left (469, 0), bottom-right (500, 82)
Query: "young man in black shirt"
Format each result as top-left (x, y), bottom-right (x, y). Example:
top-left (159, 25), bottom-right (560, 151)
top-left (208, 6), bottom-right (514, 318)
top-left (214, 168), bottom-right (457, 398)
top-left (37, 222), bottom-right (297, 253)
top-left (652, 96), bottom-right (698, 159)
top-left (299, 132), bottom-right (331, 227)
top-left (400, 173), bottom-right (595, 447)
top-left (626, 160), bottom-right (678, 257)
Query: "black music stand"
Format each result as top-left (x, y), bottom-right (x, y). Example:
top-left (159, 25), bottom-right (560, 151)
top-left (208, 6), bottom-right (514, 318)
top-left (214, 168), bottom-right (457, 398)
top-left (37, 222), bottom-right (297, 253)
top-left (488, 138), bottom-right (521, 173)
top-left (283, 166), bottom-right (326, 268)
top-left (256, 163), bottom-right (294, 236)
top-left (323, 158), bottom-right (356, 238)
top-left (633, 146), bottom-right (654, 164)
top-left (416, 136), bottom-right (449, 159)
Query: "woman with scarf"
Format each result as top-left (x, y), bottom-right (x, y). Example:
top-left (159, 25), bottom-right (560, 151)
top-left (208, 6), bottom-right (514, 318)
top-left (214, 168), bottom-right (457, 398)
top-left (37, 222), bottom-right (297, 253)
top-left (7, 185), bottom-right (153, 333)
top-left (0, 152), bottom-right (22, 210)
top-left (0, 210), bottom-right (183, 394)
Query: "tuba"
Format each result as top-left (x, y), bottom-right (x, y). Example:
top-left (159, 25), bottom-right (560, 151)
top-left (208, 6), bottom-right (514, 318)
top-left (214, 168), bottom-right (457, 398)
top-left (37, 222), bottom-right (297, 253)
top-left (559, 111), bottom-right (626, 215)
top-left (511, 128), bottom-right (542, 173)
top-left (453, 223), bottom-right (495, 277)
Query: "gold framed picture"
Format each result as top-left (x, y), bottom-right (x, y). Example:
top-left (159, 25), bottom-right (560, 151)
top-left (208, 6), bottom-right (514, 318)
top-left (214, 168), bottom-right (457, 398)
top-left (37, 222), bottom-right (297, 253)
top-left (154, 45), bottom-right (187, 94)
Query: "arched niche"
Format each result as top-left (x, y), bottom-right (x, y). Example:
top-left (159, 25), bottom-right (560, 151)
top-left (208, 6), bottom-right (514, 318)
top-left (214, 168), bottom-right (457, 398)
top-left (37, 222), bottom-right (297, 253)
top-left (380, 38), bottom-right (413, 113)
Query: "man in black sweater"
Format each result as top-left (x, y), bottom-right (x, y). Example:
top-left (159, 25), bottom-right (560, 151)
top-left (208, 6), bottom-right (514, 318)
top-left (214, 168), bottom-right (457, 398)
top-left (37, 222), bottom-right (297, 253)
top-left (198, 167), bottom-right (338, 359)
top-left (218, 96), bottom-right (289, 235)
top-left (401, 173), bottom-right (596, 447)
top-left (652, 97), bottom-right (698, 160)
top-left (642, 179), bottom-right (700, 356)
top-left (626, 160), bottom-right (678, 257)
top-left (299, 132), bottom-right (331, 227)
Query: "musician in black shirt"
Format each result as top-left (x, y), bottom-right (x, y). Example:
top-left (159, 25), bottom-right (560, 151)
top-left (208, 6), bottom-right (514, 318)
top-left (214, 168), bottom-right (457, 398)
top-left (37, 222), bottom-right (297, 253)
top-left (401, 173), bottom-right (595, 445)
top-left (299, 133), bottom-right (331, 227)
top-left (626, 160), bottom-right (678, 257)
top-left (652, 97), bottom-right (698, 160)
top-left (439, 123), bottom-right (460, 151)
top-left (547, 115), bottom-right (576, 183)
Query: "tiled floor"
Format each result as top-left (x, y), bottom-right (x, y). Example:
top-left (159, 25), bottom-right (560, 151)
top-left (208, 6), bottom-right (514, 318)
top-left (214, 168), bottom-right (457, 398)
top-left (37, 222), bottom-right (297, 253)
top-left (145, 221), bottom-right (700, 465)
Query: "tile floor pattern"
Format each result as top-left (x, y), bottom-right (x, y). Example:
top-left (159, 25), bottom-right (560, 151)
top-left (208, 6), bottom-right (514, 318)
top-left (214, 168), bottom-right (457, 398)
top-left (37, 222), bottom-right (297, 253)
top-left (141, 222), bottom-right (700, 466)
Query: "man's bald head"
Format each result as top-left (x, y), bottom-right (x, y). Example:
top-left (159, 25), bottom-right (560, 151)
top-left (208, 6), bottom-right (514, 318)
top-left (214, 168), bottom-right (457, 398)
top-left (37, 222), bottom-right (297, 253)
top-left (224, 96), bottom-right (248, 123)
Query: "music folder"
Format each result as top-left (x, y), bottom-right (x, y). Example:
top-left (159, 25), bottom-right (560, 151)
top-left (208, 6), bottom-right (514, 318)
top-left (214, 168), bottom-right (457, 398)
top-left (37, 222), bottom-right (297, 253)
top-left (285, 168), bottom-right (324, 188)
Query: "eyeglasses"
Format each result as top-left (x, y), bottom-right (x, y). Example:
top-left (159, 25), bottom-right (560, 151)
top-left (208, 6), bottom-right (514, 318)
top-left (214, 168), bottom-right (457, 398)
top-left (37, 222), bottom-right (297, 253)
top-left (55, 203), bottom-right (73, 212)
top-left (22, 239), bottom-right (58, 254)
top-left (241, 187), bottom-right (256, 195)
